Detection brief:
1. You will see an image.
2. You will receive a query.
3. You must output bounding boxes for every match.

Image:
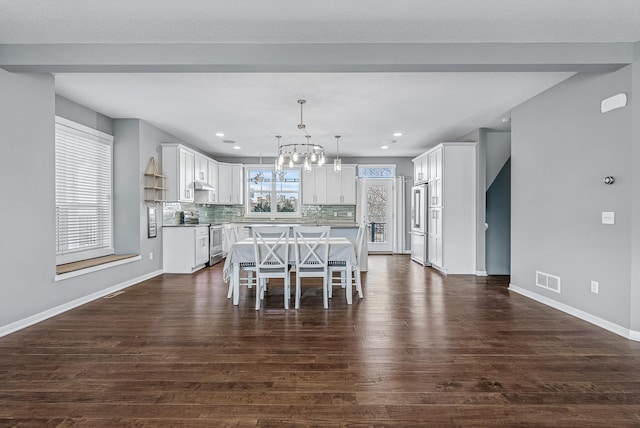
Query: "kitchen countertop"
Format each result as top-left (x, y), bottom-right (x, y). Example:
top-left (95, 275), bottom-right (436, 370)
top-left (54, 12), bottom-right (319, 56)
top-left (242, 223), bottom-right (358, 229)
top-left (162, 223), bottom-right (223, 227)
top-left (163, 222), bottom-right (358, 228)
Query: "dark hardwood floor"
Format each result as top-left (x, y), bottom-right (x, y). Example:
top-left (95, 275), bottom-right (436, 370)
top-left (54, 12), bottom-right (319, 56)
top-left (2, 255), bottom-right (640, 427)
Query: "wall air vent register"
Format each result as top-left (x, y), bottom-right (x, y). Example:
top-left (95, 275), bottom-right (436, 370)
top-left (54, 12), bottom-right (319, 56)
top-left (536, 271), bottom-right (561, 293)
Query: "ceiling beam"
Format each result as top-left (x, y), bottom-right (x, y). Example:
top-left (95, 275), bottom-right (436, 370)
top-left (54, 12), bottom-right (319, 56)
top-left (0, 43), bottom-right (634, 73)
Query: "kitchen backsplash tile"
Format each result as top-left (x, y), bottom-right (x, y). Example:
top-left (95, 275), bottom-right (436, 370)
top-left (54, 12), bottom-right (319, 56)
top-left (163, 203), bottom-right (356, 225)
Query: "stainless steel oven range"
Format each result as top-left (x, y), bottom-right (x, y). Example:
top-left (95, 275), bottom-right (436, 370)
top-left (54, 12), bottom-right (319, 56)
top-left (209, 224), bottom-right (224, 265)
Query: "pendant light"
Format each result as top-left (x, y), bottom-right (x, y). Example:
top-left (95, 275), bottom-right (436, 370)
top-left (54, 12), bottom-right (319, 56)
top-left (334, 135), bottom-right (342, 172)
top-left (275, 135), bottom-right (284, 171)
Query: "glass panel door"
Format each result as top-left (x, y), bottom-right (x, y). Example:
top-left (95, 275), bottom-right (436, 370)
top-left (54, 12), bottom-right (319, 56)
top-left (360, 178), bottom-right (394, 253)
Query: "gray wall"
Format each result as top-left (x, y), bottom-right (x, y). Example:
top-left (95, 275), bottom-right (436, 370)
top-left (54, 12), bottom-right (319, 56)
top-left (0, 73), bottom-right (165, 332)
top-left (138, 119), bottom-right (187, 261)
top-left (485, 131), bottom-right (511, 275)
top-left (486, 131), bottom-right (511, 188)
top-left (486, 159), bottom-right (511, 275)
top-left (511, 68), bottom-right (634, 328)
top-left (0, 70), bottom-right (56, 326)
top-left (630, 43), bottom-right (640, 332)
top-left (113, 119), bottom-right (142, 254)
top-left (55, 95), bottom-right (113, 135)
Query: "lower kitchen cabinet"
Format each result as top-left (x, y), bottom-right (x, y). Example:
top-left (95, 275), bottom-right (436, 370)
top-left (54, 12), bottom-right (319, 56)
top-left (163, 225), bottom-right (210, 273)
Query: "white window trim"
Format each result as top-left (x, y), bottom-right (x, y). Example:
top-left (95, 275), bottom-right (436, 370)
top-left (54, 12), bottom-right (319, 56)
top-left (55, 116), bottom-right (114, 265)
top-left (245, 165), bottom-right (302, 218)
top-left (357, 164), bottom-right (396, 178)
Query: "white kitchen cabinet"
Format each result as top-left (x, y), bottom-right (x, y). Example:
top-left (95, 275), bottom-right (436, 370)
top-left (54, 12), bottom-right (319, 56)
top-left (208, 160), bottom-right (218, 189)
top-left (218, 163), bottom-right (244, 205)
top-left (427, 147), bottom-right (443, 207)
top-left (427, 147), bottom-right (442, 181)
top-left (179, 148), bottom-right (195, 202)
top-left (411, 232), bottom-right (426, 265)
top-left (423, 143), bottom-right (476, 274)
top-left (429, 178), bottom-right (442, 207)
top-left (194, 160), bottom-right (219, 204)
top-left (427, 207), bottom-right (443, 268)
top-left (428, 232), bottom-right (443, 269)
top-left (413, 154), bottom-right (428, 184)
top-left (161, 144), bottom-right (195, 202)
top-left (302, 166), bottom-right (328, 204)
top-left (163, 225), bottom-right (210, 273)
top-left (340, 165), bottom-right (357, 204)
top-left (326, 164), bottom-right (357, 205)
top-left (194, 153), bottom-right (209, 183)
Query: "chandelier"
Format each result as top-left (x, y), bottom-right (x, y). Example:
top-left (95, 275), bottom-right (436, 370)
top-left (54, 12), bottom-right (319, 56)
top-left (275, 99), bottom-right (326, 172)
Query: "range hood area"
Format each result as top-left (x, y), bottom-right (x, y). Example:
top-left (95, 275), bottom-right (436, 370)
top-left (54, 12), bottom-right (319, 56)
top-left (193, 181), bottom-right (215, 191)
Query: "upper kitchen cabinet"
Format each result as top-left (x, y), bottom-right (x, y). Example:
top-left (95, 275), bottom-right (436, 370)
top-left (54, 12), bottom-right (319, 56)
top-left (412, 154), bottom-right (428, 184)
top-left (326, 164), bottom-right (357, 205)
top-left (427, 147), bottom-right (442, 182)
top-left (302, 165), bottom-right (328, 204)
top-left (194, 159), bottom-right (219, 204)
top-left (218, 163), bottom-right (244, 205)
top-left (162, 144), bottom-right (195, 203)
top-left (194, 153), bottom-right (209, 183)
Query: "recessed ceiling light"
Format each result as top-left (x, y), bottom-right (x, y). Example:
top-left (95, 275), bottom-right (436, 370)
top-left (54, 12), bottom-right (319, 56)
top-left (393, 132), bottom-right (403, 137)
top-left (381, 145), bottom-right (389, 150)
top-left (501, 117), bottom-right (511, 123)
top-left (233, 145), bottom-right (241, 150)
top-left (216, 132), bottom-right (225, 137)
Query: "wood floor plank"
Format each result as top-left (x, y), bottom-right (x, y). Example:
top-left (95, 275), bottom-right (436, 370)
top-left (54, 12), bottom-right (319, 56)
top-left (1, 255), bottom-right (640, 426)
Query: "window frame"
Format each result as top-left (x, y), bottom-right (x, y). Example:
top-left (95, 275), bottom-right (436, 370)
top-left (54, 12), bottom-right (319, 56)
top-left (244, 165), bottom-right (302, 218)
top-left (357, 164), bottom-right (396, 178)
top-left (55, 116), bottom-right (114, 265)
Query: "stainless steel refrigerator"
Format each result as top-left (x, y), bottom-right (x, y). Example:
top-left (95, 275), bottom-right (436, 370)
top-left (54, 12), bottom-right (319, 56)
top-left (410, 184), bottom-right (429, 265)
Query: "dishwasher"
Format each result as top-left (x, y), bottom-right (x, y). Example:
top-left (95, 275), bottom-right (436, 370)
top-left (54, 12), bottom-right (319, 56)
top-left (209, 224), bottom-right (224, 265)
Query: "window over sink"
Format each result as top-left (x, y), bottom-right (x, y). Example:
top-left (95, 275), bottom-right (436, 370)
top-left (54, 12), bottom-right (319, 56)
top-left (245, 166), bottom-right (301, 217)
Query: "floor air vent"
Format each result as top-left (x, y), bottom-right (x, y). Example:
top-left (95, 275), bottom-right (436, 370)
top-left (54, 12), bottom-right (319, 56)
top-left (104, 290), bottom-right (126, 299)
top-left (536, 271), bottom-right (561, 293)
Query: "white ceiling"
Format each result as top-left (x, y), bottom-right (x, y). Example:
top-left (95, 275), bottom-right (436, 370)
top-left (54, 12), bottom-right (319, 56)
top-left (4, 0), bottom-right (638, 158)
top-left (55, 72), bottom-right (574, 158)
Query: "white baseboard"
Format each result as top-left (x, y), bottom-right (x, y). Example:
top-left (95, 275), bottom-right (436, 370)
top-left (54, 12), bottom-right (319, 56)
top-left (509, 283), bottom-right (640, 342)
top-left (475, 270), bottom-right (488, 276)
top-left (0, 269), bottom-right (164, 338)
top-left (431, 264), bottom-right (447, 274)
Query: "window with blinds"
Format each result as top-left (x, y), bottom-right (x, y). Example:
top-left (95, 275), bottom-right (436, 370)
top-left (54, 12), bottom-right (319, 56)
top-left (55, 116), bottom-right (114, 265)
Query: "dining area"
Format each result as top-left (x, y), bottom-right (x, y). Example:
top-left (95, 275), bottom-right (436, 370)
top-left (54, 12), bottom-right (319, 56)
top-left (223, 224), bottom-right (366, 310)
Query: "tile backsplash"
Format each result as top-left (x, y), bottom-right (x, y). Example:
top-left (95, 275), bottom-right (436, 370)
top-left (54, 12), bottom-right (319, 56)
top-left (163, 202), bottom-right (356, 225)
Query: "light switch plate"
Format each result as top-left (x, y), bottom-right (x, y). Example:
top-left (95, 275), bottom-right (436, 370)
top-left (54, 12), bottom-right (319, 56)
top-left (602, 211), bottom-right (615, 225)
